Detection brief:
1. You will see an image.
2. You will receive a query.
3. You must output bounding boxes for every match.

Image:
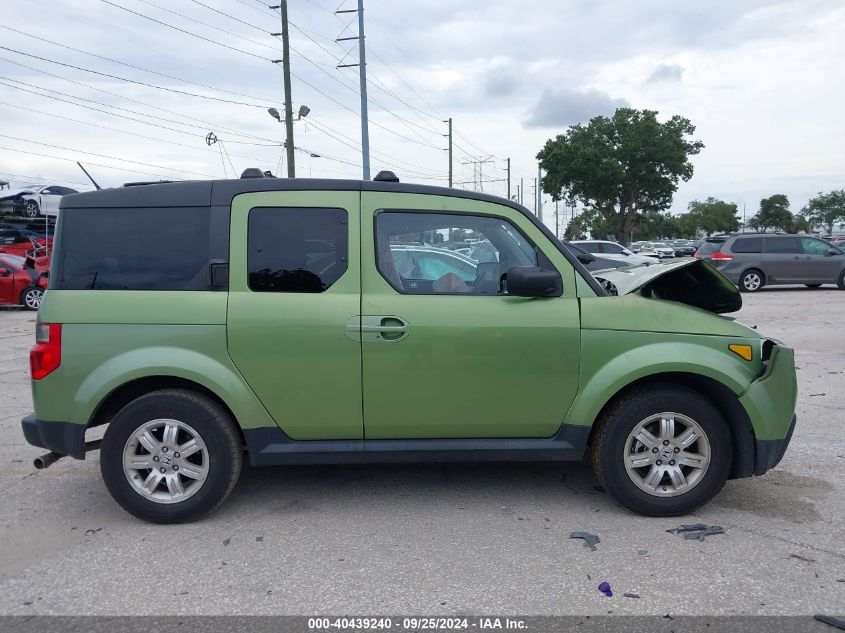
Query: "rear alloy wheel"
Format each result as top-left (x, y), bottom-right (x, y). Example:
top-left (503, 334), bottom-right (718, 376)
top-left (101, 389), bottom-right (243, 523)
top-left (591, 384), bottom-right (731, 516)
top-left (20, 286), bottom-right (44, 311)
top-left (23, 200), bottom-right (39, 218)
top-left (739, 269), bottom-right (764, 292)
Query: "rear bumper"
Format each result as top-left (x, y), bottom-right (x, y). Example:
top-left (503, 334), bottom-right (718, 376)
top-left (21, 413), bottom-right (86, 459)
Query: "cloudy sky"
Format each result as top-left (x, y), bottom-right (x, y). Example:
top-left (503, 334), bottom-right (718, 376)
top-left (1, 0), bottom-right (843, 231)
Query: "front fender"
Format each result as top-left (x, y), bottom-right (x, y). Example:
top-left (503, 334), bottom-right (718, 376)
top-left (563, 330), bottom-right (761, 428)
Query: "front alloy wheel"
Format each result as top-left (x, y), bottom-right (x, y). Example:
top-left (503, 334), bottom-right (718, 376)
top-left (23, 200), bottom-right (39, 218)
top-left (624, 413), bottom-right (710, 497)
top-left (591, 384), bottom-right (731, 516)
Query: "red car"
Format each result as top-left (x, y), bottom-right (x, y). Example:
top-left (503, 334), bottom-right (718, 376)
top-left (0, 228), bottom-right (52, 258)
top-left (0, 253), bottom-right (49, 310)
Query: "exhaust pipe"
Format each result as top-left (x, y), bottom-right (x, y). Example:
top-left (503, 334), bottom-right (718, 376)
top-left (33, 439), bottom-right (103, 470)
top-left (34, 451), bottom-right (63, 469)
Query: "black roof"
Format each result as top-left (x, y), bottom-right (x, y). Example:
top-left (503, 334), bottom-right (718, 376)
top-left (60, 177), bottom-right (522, 211)
top-left (59, 176), bottom-right (607, 296)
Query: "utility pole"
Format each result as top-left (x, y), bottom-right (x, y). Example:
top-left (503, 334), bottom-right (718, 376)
top-left (555, 199), bottom-right (560, 239)
top-left (444, 117), bottom-right (453, 187)
top-left (537, 165), bottom-right (543, 223)
top-left (516, 184), bottom-right (520, 204)
top-left (336, 0), bottom-right (370, 180)
top-left (506, 157), bottom-right (511, 200)
top-left (520, 177), bottom-right (524, 205)
top-left (271, 1), bottom-right (296, 177)
top-left (533, 178), bottom-right (537, 214)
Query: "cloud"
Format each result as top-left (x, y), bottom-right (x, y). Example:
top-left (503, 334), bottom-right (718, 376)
top-left (645, 63), bottom-right (685, 84)
top-left (524, 87), bottom-right (629, 128)
top-left (483, 66), bottom-right (521, 98)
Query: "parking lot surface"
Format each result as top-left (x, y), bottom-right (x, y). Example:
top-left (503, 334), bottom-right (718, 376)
top-left (0, 288), bottom-right (843, 616)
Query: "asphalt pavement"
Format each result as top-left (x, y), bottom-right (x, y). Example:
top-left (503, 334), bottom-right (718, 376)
top-left (0, 287), bottom-right (842, 616)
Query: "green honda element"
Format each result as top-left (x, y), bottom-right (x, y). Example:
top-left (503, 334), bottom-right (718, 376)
top-left (21, 173), bottom-right (797, 523)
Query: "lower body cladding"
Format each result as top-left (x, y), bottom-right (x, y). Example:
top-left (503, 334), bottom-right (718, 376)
top-left (21, 413), bottom-right (794, 477)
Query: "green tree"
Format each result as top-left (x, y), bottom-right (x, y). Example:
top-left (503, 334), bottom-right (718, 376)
top-left (802, 189), bottom-right (845, 235)
top-left (563, 216), bottom-right (587, 240)
top-left (748, 194), bottom-right (792, 232)
top-left (537, 108), bottom-right (704, 243)
top-left (686, 198), bottom-right (740, 236)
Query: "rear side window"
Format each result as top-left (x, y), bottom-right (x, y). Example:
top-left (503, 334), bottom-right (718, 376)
top-left (764, 237), bottom-right (800, 253)
top-left (696, 240), bottom-right (724, 257)
top-left (55, 207), bottom-right (212, 290)
top-left (247, 207), bottom-right (348, 293)
top-left (730, 237), bottom-right (762, 253)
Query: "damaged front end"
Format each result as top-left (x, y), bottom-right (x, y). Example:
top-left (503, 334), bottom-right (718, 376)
top-left (593, 259), bottom-right (741, 314)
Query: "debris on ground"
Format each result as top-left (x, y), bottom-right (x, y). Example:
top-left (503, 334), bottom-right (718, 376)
top-left (222, 537), bottom-right (231, 546)
top-left (814, 615), bottom-right (845, 631)
top-left (570, 531), bottom-right (600, 551)
top-left (598, 581), bottom-right (613, 597)
top-left (666, 524), bottom-right (725, 541)
top-left (790, 553), bottom-right (817, 563)
top-left (623, 593), bottom-right (640, 599)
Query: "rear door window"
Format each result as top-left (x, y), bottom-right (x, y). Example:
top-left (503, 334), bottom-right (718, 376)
top-left (764, 237), bottom-right (800, 253)
top-left (801, 237), bottom-right (835, 255)
top-left (730, 237), bottom-right (762, 253)
top-left (247, 207), bottom-right (348, 293)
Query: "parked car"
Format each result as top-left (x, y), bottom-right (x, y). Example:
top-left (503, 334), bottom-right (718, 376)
top-left (0, 184), bottom-right (79, 217)
top-left (697, 233), bottom-right (845, 291)
top-left (563, 242), bottom-right (637, 273)
top-left (637, 242), bottom-right (674, 259)
top-left (0, 228), bottom-right (52, 257)
top-left (571, 240), bottom-right (656, 265)
top-left (22, 174), bottom-right (797, 523)
top-left (669, 241), bottom-right (697, 257)
top-left (0, 253), bottom-right (49, 310)
top-left (823, 236), bottom-right (845, 247)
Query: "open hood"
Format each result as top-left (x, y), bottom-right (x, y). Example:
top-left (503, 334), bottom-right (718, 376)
top-left (593, 259), bottom-right (742, 314)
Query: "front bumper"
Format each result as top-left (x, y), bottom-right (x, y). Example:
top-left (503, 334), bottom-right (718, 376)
top-left (739, 343), bottom-right (798, 475)
top-left (21, 413), bottom-right (86, 459)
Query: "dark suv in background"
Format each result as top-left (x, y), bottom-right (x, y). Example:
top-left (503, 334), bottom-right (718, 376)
top-left (696, 234), bottom-right (845, 292)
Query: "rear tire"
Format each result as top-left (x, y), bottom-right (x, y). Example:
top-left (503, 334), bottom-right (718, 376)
top-left (19, 286), bottom-right (43, 311)
top-left (100, 389), bottom-right (243, 524)
top-left (739, 269), bottom-right (764, 292)
top-left (838, 270), bottom-right (845, 290)
top-left (591, 384), bottom-right (731, 517)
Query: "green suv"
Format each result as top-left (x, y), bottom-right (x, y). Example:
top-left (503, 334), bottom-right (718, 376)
top-left (21, 174), bottom-right (797, 523)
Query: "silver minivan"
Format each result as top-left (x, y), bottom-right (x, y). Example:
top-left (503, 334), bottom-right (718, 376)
top-left (697, 234), bottom-right (845, 292)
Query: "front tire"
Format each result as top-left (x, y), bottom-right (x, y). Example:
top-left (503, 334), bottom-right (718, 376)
top-left (739, 269), bottom-right (764, 292)
top-left (20, 286), bottom-right (43, 311)
top-left (101, 389), bottom-right (243, 524)
top-left (591, 384), bottom-right (731, 517)
top-left (838, 270), bottom-right (845, 290)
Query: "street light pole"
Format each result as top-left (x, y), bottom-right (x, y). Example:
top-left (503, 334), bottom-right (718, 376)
top-left (280, 1), bottom-right (295, 178)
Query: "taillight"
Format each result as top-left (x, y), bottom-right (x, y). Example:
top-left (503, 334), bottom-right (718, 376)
top-left (708, 252), bottom-right (733, 261)
top-left (30, 323), bottom-right (61, 380)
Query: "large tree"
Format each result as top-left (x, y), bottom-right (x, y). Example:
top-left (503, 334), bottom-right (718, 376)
top-left (747, 194), bottom-right (792, 232)
top-left (537, 108), bottom-right (704, 243)
top-left (685, 198), bottom-right (741, 236)
top-left (802, 189), bottom-right (845, 235)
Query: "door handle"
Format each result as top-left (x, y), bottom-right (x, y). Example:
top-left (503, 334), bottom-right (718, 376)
top-left (361, 324), bottom-right (408, 333)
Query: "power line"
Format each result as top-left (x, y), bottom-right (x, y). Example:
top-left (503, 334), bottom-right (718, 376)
top-left (0, 171), bottom-right (91, 188)
top-left (0, 44), bottom-right (269, 108)
top-left (0, 133), bottom-right (217, 179)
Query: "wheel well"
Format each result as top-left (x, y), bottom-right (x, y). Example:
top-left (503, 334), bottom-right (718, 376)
top-left (587, 372), bottom-right (756, 479)
top-left (87, 376), bottom-right (245, 447)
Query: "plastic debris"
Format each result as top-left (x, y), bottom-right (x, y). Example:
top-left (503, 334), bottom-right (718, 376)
top-left (623, 593), bottom-right (641, 599)
top-left (570, 531), bottom-right (600, 551)
top-left (598, 581), bottom-right (613, 597)
top-left (666, 524), bottom-right (725, 541)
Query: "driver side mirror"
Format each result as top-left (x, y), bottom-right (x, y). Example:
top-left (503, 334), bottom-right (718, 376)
top-left (506, 266), bottom-right (562, 297)
top-left (0, 269), bottom-right (9, 277)
top-left (826, 249), bottom-right (840, 257)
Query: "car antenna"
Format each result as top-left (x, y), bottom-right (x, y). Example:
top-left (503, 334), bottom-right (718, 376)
top-left (76, 161), bottom-right (101, 190)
